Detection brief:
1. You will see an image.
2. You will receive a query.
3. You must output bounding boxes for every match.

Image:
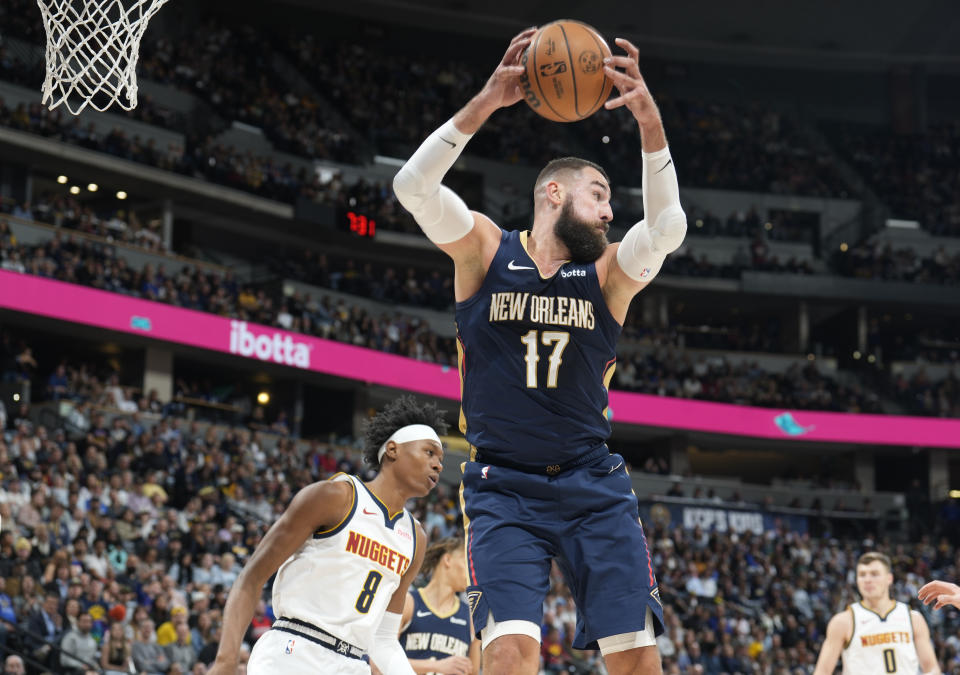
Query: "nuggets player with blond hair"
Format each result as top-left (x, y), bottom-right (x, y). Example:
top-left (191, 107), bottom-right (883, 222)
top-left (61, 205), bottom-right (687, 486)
top-left (208, 396), bottom-right (447, 675)
top-left (813, 552), bottom-right (940, 675)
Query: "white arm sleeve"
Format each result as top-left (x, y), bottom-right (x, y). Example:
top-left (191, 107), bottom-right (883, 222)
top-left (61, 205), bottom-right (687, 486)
top-left (642, 145), bottom-right (681, 226)
top-left (393, 118), bottom-right (476, 245)
top-left (368, 611), bottom-right (415, 675)
top-left (617, 145), bottom-right (686, 282)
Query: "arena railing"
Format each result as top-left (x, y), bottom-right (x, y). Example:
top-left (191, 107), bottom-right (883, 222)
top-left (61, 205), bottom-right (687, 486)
top-left (2, 621), bottom-right (102, 674)
top-left (4, 212), bottom-right (231, 279)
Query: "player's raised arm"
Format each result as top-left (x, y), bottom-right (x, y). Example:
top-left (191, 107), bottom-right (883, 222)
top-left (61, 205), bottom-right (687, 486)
top-left (812, 609), bottom-right (852, 675)
top-left (919, 579), bottom-right (960, 610)
top-left (392, 28), bottom-right (535, 300)
top-left (599, 38), bottom-right (686, 321)
top-left (208, 481), bottom-right (353, 674)
top-left (369, 523), bottom-right (428, 675)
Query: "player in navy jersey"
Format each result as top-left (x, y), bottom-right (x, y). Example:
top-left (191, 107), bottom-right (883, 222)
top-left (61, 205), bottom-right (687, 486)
top-left (396, 537), bottom-right (479, 674)
top-left (393, 27), bottom-right (686, 675)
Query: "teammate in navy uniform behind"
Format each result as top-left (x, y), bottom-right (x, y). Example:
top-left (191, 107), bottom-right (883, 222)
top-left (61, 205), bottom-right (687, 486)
top-left (393, 27), bottom-right (687, 675)
top-left (397, 537), bottom-right (479, 674)
top-left (813, 551), bottom-right (939, 675)
top-left (208, 396), bottom-right (447, 675)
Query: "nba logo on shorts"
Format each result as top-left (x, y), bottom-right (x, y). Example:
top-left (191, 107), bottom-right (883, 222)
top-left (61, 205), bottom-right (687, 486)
top-left (284, 638), bottom-right (295, 654)
top-left (481, 466), bottom-right (490, 479)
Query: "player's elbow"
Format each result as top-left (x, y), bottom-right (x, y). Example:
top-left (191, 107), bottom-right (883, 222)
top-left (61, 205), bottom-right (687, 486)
top-left (651, 204), bottom-right (686, 255)
top-left (393, 165), bottom-right (425, 212)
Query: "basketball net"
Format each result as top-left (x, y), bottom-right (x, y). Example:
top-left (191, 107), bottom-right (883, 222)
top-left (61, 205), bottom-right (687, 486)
top-left (36, 0), bottom-right (170, 115)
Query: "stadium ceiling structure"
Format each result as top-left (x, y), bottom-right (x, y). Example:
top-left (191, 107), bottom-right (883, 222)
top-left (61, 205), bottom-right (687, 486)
top-left (294, 0), bottom-right (960, 69)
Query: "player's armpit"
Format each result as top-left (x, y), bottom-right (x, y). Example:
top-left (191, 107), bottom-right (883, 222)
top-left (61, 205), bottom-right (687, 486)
top-left (440, 212), bottom-right (503, 303)
top-left (387, 522), bottom-right (428, 615)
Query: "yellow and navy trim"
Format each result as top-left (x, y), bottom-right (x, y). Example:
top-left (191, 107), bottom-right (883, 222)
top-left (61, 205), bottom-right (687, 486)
top-left (843, 604), bottom-right (855, 649)
top-left (458, 478), bottom-right (478, 586)
top-left (456, 329), bottom-right (468, 435)
top-left (519, 230), bottom-right (569, 280)
top-left (358, 479), bottom-right (405, 529)
top-left (408, 512), bottom-right (418, 568)
top-left (313, 473), bottom-right (356, 539)
top-left (601, 357), bottom-right (617, 419)
top-left (858, 599), bottom-right (897, 621)
top-left (417, 587), bottom-right (461, 619)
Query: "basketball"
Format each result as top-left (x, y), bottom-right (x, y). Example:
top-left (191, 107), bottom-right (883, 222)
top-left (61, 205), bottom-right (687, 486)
top-left (520, 20), bottom-right (613, 123)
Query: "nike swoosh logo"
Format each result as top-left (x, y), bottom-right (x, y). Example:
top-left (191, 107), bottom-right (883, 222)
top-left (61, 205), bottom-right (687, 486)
top-left (439, 137), bottom-right (456, 149)
top-left (416, 610), bottom-right (432, 617)
top-left (508, 260), bottom-right (535, 271)
top-left (655, 159), bottom-right (673, 174)
top-left (362, 508), bottom-right (378, 515)
top-left (608, 460), bottom-right (623, 474)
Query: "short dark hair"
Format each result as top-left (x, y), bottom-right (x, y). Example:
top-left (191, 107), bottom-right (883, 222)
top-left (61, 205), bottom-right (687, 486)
top-left (535, 157), bottom-right (609, 191)
top-left (362, 395), bottom-right (448, 468)
top-left (857, 551), bottom-right (892, 572)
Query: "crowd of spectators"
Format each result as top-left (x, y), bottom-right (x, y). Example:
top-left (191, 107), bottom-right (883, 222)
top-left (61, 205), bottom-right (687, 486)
top-left (576, 96), bottom-right (854, 200)
top-left (686, 207), bottom-right (818, 245)
top-left (833, 240), bottom-right (960, 286)
top-left (891, 369), bottom-right (960, 419)
top-left (614, 351), bottom-right (882, 414)
top-left (270, 249), bottom-right (454, 312)
top-left (1, 361), bottom-right (960, 673)
top-left (3, 197), bottom-right (168, 254)
top-left (828, 121), bottom-right (960, 238)
top-left (0, 97), bottom-right (323, 205)
top-left (137, 24), bottom-right (359, 164)
top-left (0, 224), bottom-right (457, 367)
top-left (6, 216), bottom-right (960, 418)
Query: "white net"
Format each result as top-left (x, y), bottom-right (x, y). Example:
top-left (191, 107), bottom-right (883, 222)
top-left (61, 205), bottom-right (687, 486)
top-left (36, 0), bottom-right (170, 115)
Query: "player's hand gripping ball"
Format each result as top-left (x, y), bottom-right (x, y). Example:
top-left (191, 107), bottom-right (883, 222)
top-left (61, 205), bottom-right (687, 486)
top-left (520, 19), bottom-right (613, 122)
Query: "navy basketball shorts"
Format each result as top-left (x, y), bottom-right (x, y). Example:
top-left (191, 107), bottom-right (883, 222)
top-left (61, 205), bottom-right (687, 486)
top-left (459, 451), bottom-right (664, 650)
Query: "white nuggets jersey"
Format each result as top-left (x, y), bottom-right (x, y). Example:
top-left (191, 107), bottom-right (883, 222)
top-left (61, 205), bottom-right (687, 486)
top-left (842, 601), bottom-right (919, 674)
top-left (272, 474), bottom-right (418, 650)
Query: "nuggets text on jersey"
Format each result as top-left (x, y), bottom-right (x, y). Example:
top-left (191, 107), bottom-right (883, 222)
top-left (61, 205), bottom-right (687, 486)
top-left (344, 530), bottom-right (411, 575)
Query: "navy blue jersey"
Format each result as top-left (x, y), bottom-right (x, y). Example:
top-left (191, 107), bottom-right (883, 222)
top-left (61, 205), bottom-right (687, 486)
top-left (400, 587), bottom-right (471, 663)
top-left (455, 229), bottom-right (620, 470)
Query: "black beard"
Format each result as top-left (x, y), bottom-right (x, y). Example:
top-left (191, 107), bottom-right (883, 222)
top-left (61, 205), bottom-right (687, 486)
top-left (555, 201), bottom-right (608, 263)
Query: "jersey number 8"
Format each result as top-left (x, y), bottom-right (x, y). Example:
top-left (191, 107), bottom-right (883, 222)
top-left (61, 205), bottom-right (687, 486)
top-left (355, 570), bottom-right (383, 613)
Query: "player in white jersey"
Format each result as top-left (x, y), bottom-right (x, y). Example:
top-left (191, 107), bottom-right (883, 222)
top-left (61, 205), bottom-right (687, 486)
top-left (813, 552), bottom-right (940, 675)
top-left (208, 396), bottom-right (448, 675)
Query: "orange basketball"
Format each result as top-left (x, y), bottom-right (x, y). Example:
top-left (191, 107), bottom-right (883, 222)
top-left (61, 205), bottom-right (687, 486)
top-left (520, 20), bottom-right (613, 123)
